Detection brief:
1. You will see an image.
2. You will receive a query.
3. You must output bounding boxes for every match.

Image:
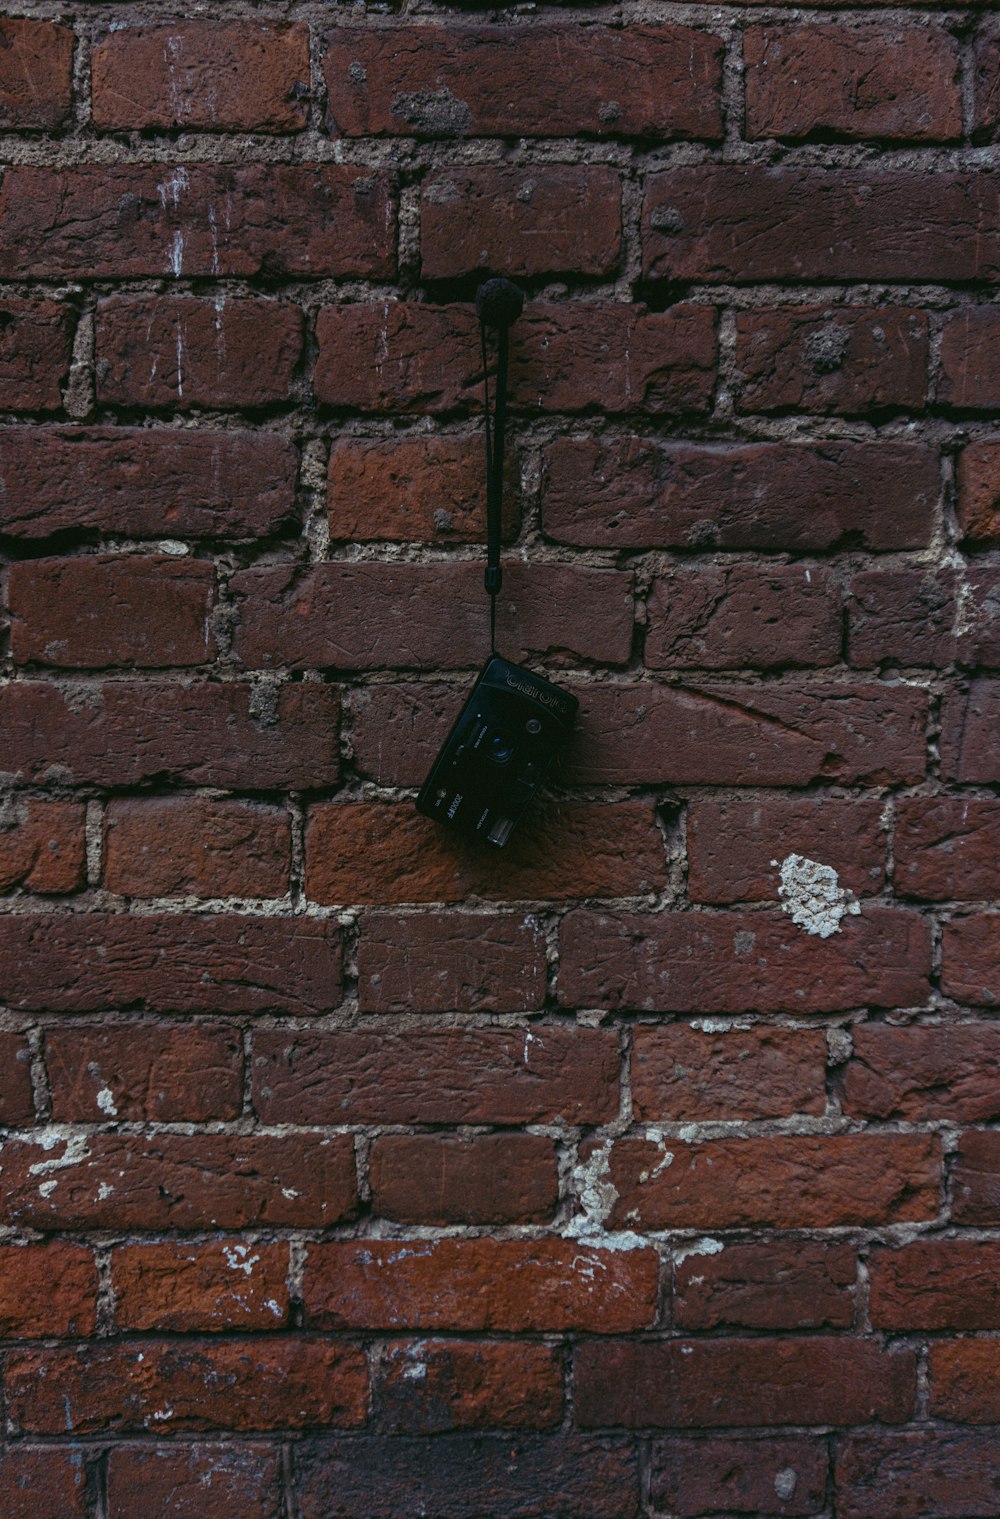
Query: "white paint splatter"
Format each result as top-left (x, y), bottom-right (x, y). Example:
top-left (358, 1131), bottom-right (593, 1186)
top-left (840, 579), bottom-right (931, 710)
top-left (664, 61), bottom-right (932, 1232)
top-left (96, 1087), bottom-right (118, 1117)
top-left (28, 1131), bottom-right (92, 1176)
top-left (673, 1236), bottom-right (725, 1266)
top-left (777, 853), bottom-right (861, 938)
top-left (563, 1141), bottom-right (649, 1252)
top-left (223, 1244), bottom-right (259, 1276)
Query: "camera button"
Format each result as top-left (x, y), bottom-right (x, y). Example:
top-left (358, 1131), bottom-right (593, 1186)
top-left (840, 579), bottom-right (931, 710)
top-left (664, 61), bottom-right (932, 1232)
top-left (526, 718), bottom-right (542, 735)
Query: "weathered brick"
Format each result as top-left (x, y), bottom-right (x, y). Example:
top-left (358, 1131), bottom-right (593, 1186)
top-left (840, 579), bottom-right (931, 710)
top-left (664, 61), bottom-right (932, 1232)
top-left (46, 1024), bottom-right (244, 1123)
top-left (632, 1025), bottom-right (827, 1122)
top-left (0, 1033), bottom-right (35, 1126)
top-left (351, 680), bottom-right (928, 789)
top-left (601, 1133), bottom-right (939, 1230)
top-left (675, 1240), bottom-right (856, 1331)
top-left (92, 22), bottom-right (310, 131)
top-left (575, 1338), bottom-right (915, 1427)
top-left (0, 913), bottom-right (341, 1014)
top-left (252, 1026), bottom-right (619, 1127)
top-left (376, 1341), bottom-right (562, 1432)
top-left (7, 1339), bottom-right (368, 1433)
top-left (324, 24), bottom-right (722, 140)
top-left (0, 164), bottom-right (395, 279)
top-left (895, 798), bottom-right (1000, 899)
top-left (421, 167), bottom-right (620, 279)
top-left (0, 18), bottom-right (72, 128)
top-left (305, 801), bottom-right (665, 905)
top-left (688, 796), bottom-right (884, 904)
top-left (107, 1446), bottom-right (283, 1519)
top-left (315, 303), bottom-right (480, 413)
top-left (232, 562), bottom-right (633, 671)
top-left (959, 441), bottom-right (1000, 546)
top-left (96, 295), bottom-right (303, 410)
top-left (8, 555), bottom-right (215, 668)
top-left (0, 799), bottom-right (86, 893)
top-left (328, 434), bottom-right (517, 544)
top-left (358, 912), bottom-right (546, 1013)
top-left (836, 1430), bottom-right (1000, 1519)
top-left (0, 1242), bottom-right (97, 1336)
top-left (0, 426), bottom-right (296, 540)
top-left (643, 168), bottom-right (999, 283)
top-left (542, 438), bottom-right (938, 551)
top-left (870, 1240), bottom-right (1000, 1329)
top-left (0, 1449), bottom-right (87, 1519)
top-left (0, 680), bottom-right (339, 790)
top-left (974, 23), bottom-right (1000, 141)
top-left (112, 1241), bottom-right (290, 1332)
top-left (930, 1340), bottom-right (1000, 1421)
top-left (953, 1130), bottom-right (1000, 1223)
top-left (105, 798), bottom-right (291, 899)
top-left (1, 1131), bottom-right (356, 1231)
top-left (370, 1135), bottom-right (558, 1224)
top-left (842, 1023), bottom-right (1000, 1123)
top-left (745, 25), bottom-right (962, 142)
top-left (651, 1435), bottom-right (829, 1517)
top-left (942, 916), bottom-right (1000, 1007)
top-left (645, 564), bottom-right (841, 669)
top-left (939, 307), bottom-right (1000, 409)
top-left (735, 307), bottom-right (928, 414)
top-left (848, 568), bottom-right (956, 667)
top-left (942, 680), bottom-right (1000, 781)
top-left (295, 1435), bottom-right (638, 1519)
top-left (303, 1238), bottom-right (658, 1333)
top-left (560, 907), bottom-right (931, 1014)
top-left (0, 297), bottom-right (73, 408)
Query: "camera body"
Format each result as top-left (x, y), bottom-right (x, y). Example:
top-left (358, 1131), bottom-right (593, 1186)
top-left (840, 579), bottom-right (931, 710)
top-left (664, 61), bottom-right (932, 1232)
top-left (415, 655), bottom-right (578, 847)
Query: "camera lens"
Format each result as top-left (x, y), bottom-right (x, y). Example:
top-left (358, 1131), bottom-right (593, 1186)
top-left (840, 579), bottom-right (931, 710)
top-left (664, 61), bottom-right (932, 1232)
top-left (481, 728), bottom-right (514, 765)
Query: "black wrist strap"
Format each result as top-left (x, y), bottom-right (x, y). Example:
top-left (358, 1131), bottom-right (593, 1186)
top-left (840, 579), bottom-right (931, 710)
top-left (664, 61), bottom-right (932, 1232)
top-left (476, 279), bottom-right (522, 655)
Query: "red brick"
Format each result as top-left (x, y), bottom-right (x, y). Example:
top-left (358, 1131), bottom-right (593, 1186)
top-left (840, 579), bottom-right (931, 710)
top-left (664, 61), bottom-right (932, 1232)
top-left (687, 796), bottom-right (884, 904)
top-left (842, 1023), bottom-right (1000, 1124)
top-left (421, 166), bottom-right (620, 279)
top-left (96, 295), bottom-right (303, 410)
top-left (252, 1026), bottom-right (619, 1127)
top-left (0, 164), bottom-right (395, 279)
top-left (974, 23), bottom-right (1000, 141)
top-left (112, 1241), bottom-right (290, 1332)
top-left (632, 1025), bottom-right (827, 1122)
top-left (652, 1435), bottom-right (829, 1517)
top-left (745, 25), bottom-right (961, 142)
top-left (0, 18), bottom-right (72, 128)
top-left (643, 168), bottom-right (999, 283)
top-left (315, 303), bottom-right (480, 413)
top-left (0, 913), bottom-right (340, 1014)
top-left (645, 564), bottom-right (841, 669)
top-left (0, 426), bottom-right (296, 540)
top-left (8, 555), bottom-right (215, 668)
top-left (735, 307), bottom-right (928, 414)
top-left (358, 911), bottom-right (546, 1014)
top-left (107, 1446), bottom-right (283, 1519)
top-left (836, 1430), bottom-right (1000, 1519)
top-left (0, 799), bottom-right (86, 893)
top-left (560, 907), bottom-right (931, 1014)
top-left (0, 680), bottom-right (339, 790)
top-left (542, 437), bottom-right (938, 551)
top-left (46, 1024), bottom-right (244, 1123)
top-left (0, 1242), bottom-right (97, 1336)
top-left (896, 798), bottom-right (1000, 899)
top-left (675, 1241), bottom-right (856, 1331)
top-left (92, 21), bottom-right (309, 131)
top-left (848, 568), bottom-right (956, 667)
top-left (0, 297), bottom-right (73, 408)
top-left (377, 1341), bottom-right (562, 1432)
top-left (870, 1240), bottom-right (1000, 1329)
top-left (958, 440), bottom-right (1000, 546)
top-left (941, 680), bottom-right (1000, 782)
top-left (0, 1449), bottom-right (87, 1519)
top-left (295, 1435), bottom-right (638, 1519)
top-left (953, 1130), bottom-right (1000, 1223)
top-left (7, 1339), bottom-right (368, 1434)
top-left (0, 1033), bottom-right (35, 1126)
top-left (105, 798), bottom-right (290, 899)
top-left (575, 1338), bottom-right (915, 1427)
top-left (324, 24), bottom-right (722, 140)
top-left (304, 1238), bottom-right (658, 1333)
top-left (232, 562), bottom-right (633, 671)
top-left (351, 680), bottom-right (927, 789)
top-left (328, 434), bottom-right (518, 544)
top-left (940, 307), bottom-right (1000, 409)
top-left (942, 916), bottom-right (1000, 1007)
top-left (370, 1135), bottom-right (558, 1224)
top-left (2, 1131), bottom-right (356, 1231)
top-left (930, 1340), bottom-right (1000, 1421)
top-left (601, 1133), bottom-right (940, 1230)
top-left (305, 801), bottom-right (665, 905)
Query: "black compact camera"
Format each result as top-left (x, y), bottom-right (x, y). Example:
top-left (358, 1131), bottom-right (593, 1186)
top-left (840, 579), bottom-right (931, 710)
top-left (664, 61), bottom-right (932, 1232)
top-left (416, 655), bottom-right (578, 847)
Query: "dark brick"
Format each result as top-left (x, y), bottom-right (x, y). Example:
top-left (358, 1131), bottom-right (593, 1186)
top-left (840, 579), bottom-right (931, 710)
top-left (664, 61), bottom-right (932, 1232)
top-left (47, 1024), bottom-right (244, 1123)
top-left (836, 1430), bottom-right (1000, 1519)
top-left (632, 1025), bottom-right (827, 1121)
top-left (842, 1022), bottom-right (1000, 1123)
top-left (376, 1341), bottom-right (562, 1433)
top-left (0, 298), bottom-right (73, 409)
top-left (105, 798), bottom-right (291, 899)
top-left (0, 18), bottom-right (72, 128)
top-left (942, 916), bottom-right (1000, 1007)
top-left (111, 1241), bottom-right (290, 1332)
top-left (370, 1134), bottom-right (558, 1224)
top-left (358, 912), bottom-right (546, 1013)
top-left (870, 1240), bottom-right (1000, 1329)
top-left (675, 1240), bottom-right (856, 1331)
top-left (958, 441), bottom-right (1000, 546)
top-left (735, 307), bottom-right (928, 414)
top-left (895, 797), bottom-right (1000, 900)
top-left (953, 1130), bottom-right (1000, 1223)
top-left (645, 563), bottom-right (841, 669)
top-left (0, 1450), bottom-right (87, 1519)
top-left (0, 799), bottom-right (86, 894)
top-left (107, 1446), bottom-right (283, 1519)
top-left (0, 1033), bottom-right (35, 1126)
top-left (328, 434), bottom-right (515, 544)
top-left (652, 1435), bottom-right (829, 1516)
top-left (930, 1339), bottom-right (1000, 1421)
top-left (939, 306), bottom-right (1000, 409)
top-left (974, 23), bottom-right (1000, 142)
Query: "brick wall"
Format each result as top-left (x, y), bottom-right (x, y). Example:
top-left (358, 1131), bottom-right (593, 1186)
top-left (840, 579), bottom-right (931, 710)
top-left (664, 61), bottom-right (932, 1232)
top-left (0, 1), bottom-right (998, 1515)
